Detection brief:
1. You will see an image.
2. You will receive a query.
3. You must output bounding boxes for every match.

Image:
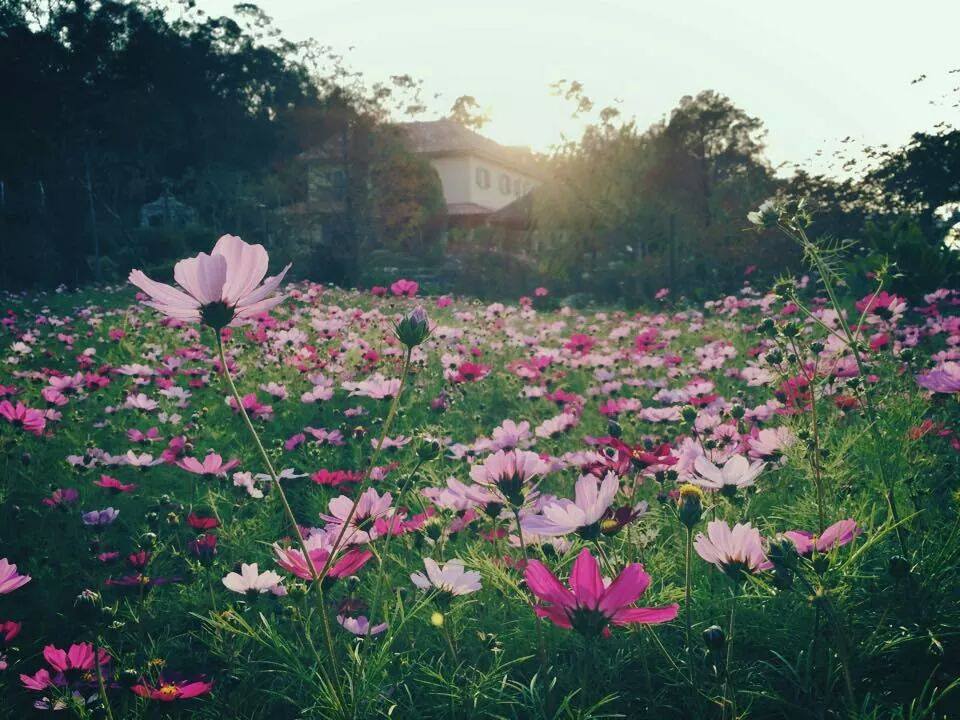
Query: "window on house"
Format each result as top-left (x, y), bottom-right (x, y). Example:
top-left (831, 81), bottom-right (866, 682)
top-left (499, 174), bottom-right (512, 195)
top-left (475, 167), bottom-right (490, 189)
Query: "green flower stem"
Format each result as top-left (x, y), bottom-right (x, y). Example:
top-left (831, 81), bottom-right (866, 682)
top-left (684, 526), bottom-right (694, 683)
top-left (779, 223), bottom-right (908, 555)
top-left (214, 333), bottom-right (342, 698)
top-left (318, 347), bottom-right (413, 577)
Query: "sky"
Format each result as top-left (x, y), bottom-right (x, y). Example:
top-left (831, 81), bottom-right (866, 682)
top-left (196, 0), bottom-right (960, 177)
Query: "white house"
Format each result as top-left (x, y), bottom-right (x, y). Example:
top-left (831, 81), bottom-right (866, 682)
top-left (398, 119), bottom-right (542, 224)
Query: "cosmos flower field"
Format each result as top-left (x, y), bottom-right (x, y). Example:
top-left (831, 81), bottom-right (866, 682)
top-left (1, 233), bottom-right (960, 719)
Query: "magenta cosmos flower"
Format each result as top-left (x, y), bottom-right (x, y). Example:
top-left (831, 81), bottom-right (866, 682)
top-left (694, 520), bottom-right (771, 580)
top-left (783, 519), bottom-right (862, 556)
top-left (272, 530), bottom-right (373, 580)
top-left (0, 558), bottom-right (31, 594)
top-left (129, 234), bottom-right (290, 329)
top-left (132, 675), bottom-right (213, 702)
top-left (0, 400), bottom-right (46, 436)
top-left (524, 548), bottom-right (678, 637)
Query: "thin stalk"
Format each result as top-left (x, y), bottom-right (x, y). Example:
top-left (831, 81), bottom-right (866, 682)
top-left (93, 638), bottom-right (115, 720)
top-left (214, 333), bottom-right (342, 699)
top-left (722, 593), bottom-right (737, 720)
top-left (319, 347), bottom-right (412, 577)
top-left (780, 223), bottom-right (908, 555)
top-left (684, 526), bottom-right (694, 683)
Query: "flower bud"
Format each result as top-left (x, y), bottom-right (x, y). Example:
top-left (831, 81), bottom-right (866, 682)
top-left (768, 535), bottom-right (799, 571)
top-left (678, 484), bottom-right (703, 529)
top-left (703, 625), bottom-right (726, 652)
top-left (395, 306), bottom-right (431, 348)
top-left (681, 405), bottom-right (698, 423)
top-left (888, 555), bottom-right (911, 579)
top-left (416, 437), bottom-right (442, 462)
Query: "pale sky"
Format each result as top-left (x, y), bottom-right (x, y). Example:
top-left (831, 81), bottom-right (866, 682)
top-left (196, 0), bottom-right (960, 177)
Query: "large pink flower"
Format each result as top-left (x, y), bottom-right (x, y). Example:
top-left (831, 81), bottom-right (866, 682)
top-left (129, 234), bottom-right (290, 328)
top-left (524, 548), bottom-right (678, 637)
top-left (0, 401), bottom-right (46, 436)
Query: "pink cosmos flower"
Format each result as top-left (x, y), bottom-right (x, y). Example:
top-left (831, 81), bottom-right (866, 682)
top-left (746, 427), bottom-right (795, 461)
top-left (272, 531), bottom-right (373, 580)
top-left (694, 520), bottom-right (771, 579)
top-left (337, 615), bottom-right (388, 636)
top-left (177, 452), bottom-right (240, 478)
top-left (470, 449), bottom-right (550, 506)
top-left (343, 374), bottom-right (401, 400)
top-left (320, 488), bottom-right (395, 544)
top-left (390, 278), bottom-right (419, 297)
top-left (916, 362), bottom-right (960, 394)
top-left (132, 675), bottom-right (214, 701)
top-left (222, 563), bottom-right (285, 595)
top-left (81, 507), bottom-right (120, 526)
top-left (0, 401), bottom-right (46, 436)
top-left (522, 472), bottom-right (619, 538)
top-left (42, 643), bottom-right (110, 673)
top-left (524, 548), bottom-right (678, 637)
top-left (0, 558), bottom-right (31, 594)
top-left (783, 519), bottom-right (862, 556)
top-left (489, 419), bottom-right (532, 451)
top-left (129, 234), bottom-right (290, 328)
top-left (691, 454), bottom-right (766, 495)
top-left (410, 558), bottom-right (482, 596)
top-left (94, 475), bottom-right (137, 493)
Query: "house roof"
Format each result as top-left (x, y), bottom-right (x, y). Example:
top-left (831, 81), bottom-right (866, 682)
top-left (447, 202), bottom-right (494, 216)
top-left (398, 119), bottom-right (543, 178)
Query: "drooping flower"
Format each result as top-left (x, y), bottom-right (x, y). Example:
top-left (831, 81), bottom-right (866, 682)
top-left (522, 472), bottom-right (619, 539)
top-left (783, 519), bottom-right (862, 556)
top-left (222, 563), bottom-right (285, 595)
top-left (524, 548), bottom-right (678, 637)
top-left (410, 558), bottom-right (482, 597)
top-left (41, 643), bottom-right (110, 674)
top-left (93, 475), bottom-right (138, 493)
top-left (129, 234), bottom-right (290, 328)
top-left (0, 558), bottom-right (31, 595)
top-left (132, 675), bottom-right (214, 702)
top-left (694, 520), bottom-right (770, 580)
top-left (691, 454), bottom-right (765, 495)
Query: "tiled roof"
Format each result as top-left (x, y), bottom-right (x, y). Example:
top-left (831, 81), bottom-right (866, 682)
top-left (399, 119), bottom-right (541, 176)
top-left (446, 202), bottom-right (494, 216)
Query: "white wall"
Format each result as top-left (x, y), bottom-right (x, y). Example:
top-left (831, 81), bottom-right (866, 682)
top-left (428, 155), bottom-right (539, 211)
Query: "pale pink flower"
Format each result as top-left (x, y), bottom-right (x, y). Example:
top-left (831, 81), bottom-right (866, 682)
top-left (129, 234), bottom-right (290, 327)
top-left (342, 374), bottom-right (401, 400)
top-left (522, 472), bottom-right (619, 537)
top-left (694, 520), bottom-right (770, 579)
top-left (177, 452), bottom-right (240, 478)
top-left (410, 558), bottom-right (481, 596)
top-left (337, 615), bottom-right (388, 636)
top-left (0, 558), bottom-right (31, 595)
top-left (916, 362), bottom-right (960, 394)
top-left (222, 563), bottom-right (285, 595)
top-left (320, 488), bottom-right (394, 544)
top-left (691, 454), bottom-right (765, 494)
top-left (470, 449), bottom-right (550, 505)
